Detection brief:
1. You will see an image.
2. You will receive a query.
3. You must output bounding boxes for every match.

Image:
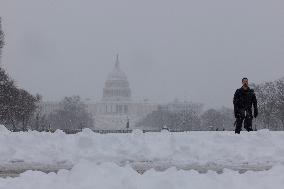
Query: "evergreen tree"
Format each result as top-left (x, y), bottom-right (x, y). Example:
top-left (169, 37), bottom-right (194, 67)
top-left (0, 18), bottom-right (38, 131)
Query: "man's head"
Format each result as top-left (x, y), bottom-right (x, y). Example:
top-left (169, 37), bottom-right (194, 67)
top-left (242, 77), bottom-right (248, 88)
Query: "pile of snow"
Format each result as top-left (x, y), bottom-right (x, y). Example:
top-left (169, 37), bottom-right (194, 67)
top-left (0, 160), bottom-right (284, 189)
top-left (1, 125), bottom-right (284, 167)
top-left (1, 125), bottom-right (284, 188)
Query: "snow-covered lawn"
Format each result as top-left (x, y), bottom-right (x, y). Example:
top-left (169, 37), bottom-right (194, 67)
top-left (1, 125), bottom-right (284, 188)
top-left (0, 160), bottom-right (284, 189)
top-left (1, 126), bottom-right (284, 167)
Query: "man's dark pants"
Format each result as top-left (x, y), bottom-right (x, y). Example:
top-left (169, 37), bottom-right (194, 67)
top-left (235, 112), bottom-right (253, 134)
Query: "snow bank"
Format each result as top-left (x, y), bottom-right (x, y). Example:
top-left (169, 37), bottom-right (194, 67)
top-left (1, 125), bottom-right (284, 167)
top-left (0, 160), bottom-right (284, 189)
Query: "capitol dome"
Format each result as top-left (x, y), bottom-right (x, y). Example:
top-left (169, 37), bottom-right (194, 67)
top-left (102, 55), bottom-right (131, 101)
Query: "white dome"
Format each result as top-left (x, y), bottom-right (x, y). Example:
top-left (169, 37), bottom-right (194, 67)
top-left (102, 55), bottom-right (131, 102)
top-left (107, 65), bottom-right (128, 81)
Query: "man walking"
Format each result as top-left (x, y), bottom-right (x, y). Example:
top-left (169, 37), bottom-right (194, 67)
top-left (233, 78), bottom-right (258, 134)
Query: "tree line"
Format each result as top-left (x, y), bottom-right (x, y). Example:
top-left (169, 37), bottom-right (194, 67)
top-left (137, 78), bottom-right (284, 131)
top-left (252, 78), bottom-right (284, 130)
top-left (136, 104), bottom-right (235, 131)
top-left (0, 68), bottom-right (94, 132)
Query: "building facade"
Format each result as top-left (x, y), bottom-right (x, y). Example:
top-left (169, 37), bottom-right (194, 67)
top-left (91, 55), bottom-right (157, 129)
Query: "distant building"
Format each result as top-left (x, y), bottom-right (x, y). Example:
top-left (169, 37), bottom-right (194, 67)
top-left (91, 55), bottom-right (158, 129)
top-left (41, 55), bottom-right (158, 130)
top-left (40, 101), bottom-right (60, 115)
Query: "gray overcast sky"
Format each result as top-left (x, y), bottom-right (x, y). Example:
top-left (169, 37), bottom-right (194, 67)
top-left (0, 0), bottom-right (283, 108)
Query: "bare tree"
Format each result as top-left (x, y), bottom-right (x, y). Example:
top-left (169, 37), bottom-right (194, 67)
top-left (47, 96), bottom-right (94, 130)
top-left (253, 78), bottom-right (284, 130)
top-left (201, 107), bottom-right (234, 131)
top-left (136, 105), bottom-right (201, 131)
top-left (201, 109), bottom-right (223, 130)
top-left (30, 95), bottom-right (49, 131)
top-left (275, 79), bottom-right (284, 129)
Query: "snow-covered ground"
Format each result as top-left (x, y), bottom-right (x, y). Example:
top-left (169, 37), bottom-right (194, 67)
top-left (1, 125), bottom-right (284, 188)
top-left (1, 161), bottom-right (284, 189)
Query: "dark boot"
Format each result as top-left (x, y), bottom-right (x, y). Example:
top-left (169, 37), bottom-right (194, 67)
top-left (235, 118), bottom-right (243, 134)
top-left (244, 117), bottom-right (253, 132)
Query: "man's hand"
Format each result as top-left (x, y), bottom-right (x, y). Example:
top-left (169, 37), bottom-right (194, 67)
top-left (254, 109), bottom-right (258, 118)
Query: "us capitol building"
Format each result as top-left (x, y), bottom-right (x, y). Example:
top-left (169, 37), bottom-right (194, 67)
top-left (42, 55), bottom-right (158, 130)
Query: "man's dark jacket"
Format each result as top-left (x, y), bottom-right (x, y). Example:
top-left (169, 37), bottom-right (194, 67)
top-left (233, 87), bottom-right (258, 118)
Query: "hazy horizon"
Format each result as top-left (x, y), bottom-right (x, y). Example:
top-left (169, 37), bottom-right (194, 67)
top-left (1, 0), bottom-right (283, 108)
